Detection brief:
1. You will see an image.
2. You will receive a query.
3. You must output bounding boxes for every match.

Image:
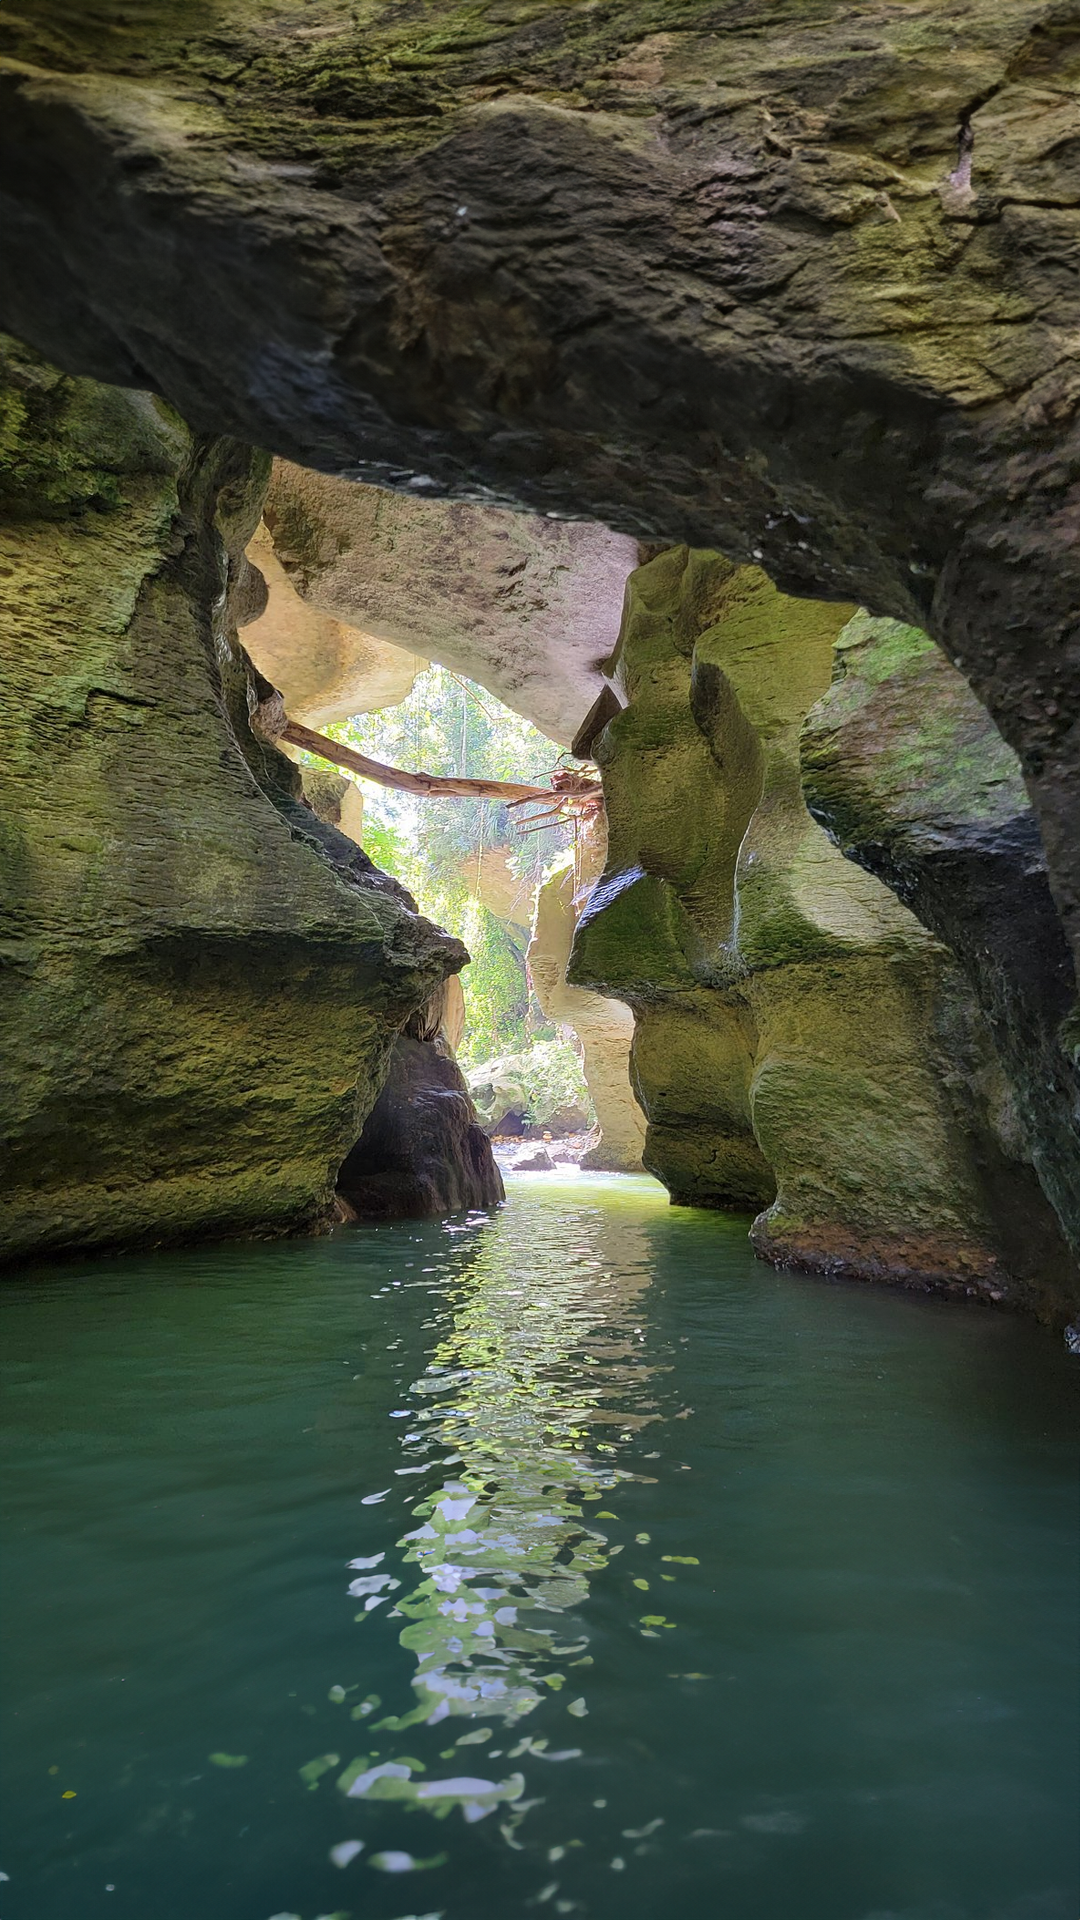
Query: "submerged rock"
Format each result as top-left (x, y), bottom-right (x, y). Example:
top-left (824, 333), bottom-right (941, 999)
top-left (336, 1034), bottom-right (504, 1221)
top-left (0, 338), bottom-right (465, 1263)
top-left (510, 1147), bottom-right (556, 1174)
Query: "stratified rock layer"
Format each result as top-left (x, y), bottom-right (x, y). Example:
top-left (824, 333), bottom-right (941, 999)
top-left (528, 842), bottom-right (645, 1173)
top-left (337, 1033), bottom-right (504, 1220)
top-left (0, 339), bottom-right (463, 1262)
top-left (251, 461), bottom-right (636, 745)
top-left (1, 2), bottom-right (1076, 980)
top-left (243, 518), bottom-right (426, 729)
top-left (572, 548), bottom-right (1078, 1316)
top-left (802, 614), bottom-right (1080, 1271)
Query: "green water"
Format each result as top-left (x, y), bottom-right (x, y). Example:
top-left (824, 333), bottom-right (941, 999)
top-left (1, 1174), bottom-right (1077, 1920)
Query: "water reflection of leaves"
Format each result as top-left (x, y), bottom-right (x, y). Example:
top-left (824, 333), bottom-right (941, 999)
top-left (373, 1217), bottom-right (656, 1738)
top-left (336, 1202), bottom-right (658, 1873)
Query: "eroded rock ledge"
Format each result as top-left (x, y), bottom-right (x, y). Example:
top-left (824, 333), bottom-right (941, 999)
top-left (1, 0), bottom-right (1076, 983)
top-left (571, 548), bottom-right (1080, 1320)
top-left (0, 339), bottom-right (465, 1262)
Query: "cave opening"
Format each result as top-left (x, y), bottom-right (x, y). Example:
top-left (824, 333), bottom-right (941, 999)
top-left (1, 7), bottom-right (1079, 1912)
top-left (232, 460), bottom-right (1080, 1321)
top-left (296, 662), bottom-right (609, 1155)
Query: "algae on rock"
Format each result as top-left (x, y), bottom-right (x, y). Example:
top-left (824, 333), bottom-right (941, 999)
top-left (802, 614), bottom-right (1080, 1283)
top-left (572, 548), bottom-right (1077, 1317)
top-left (0, 338), bottom-right (464, 1263)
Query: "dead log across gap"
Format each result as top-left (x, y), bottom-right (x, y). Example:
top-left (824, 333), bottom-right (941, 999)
top-left (252, 694), bottom-right (601, 807)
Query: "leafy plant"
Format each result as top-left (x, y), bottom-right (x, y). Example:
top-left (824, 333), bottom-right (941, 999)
top-left (324, 667), bottom-right (580, 1061)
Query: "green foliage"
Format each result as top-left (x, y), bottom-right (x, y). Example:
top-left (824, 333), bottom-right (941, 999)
top-left (360, 811), bottom-right (409, 878)
top-left (514, 1036), bottom-right (595, 1126)
top-left (456, 899), bottom-right (530, 1065)
top-left (327, 667), bottom-right (579, 1058)
top-left (467, 1035), bottom-right (595, 1129)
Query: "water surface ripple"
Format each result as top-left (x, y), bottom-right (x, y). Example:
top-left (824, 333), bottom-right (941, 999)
top-left (1, 1174), bottom-right (1076, 1920)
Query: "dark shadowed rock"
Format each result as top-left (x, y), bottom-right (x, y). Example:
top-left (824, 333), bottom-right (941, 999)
top-left (336, 1033), bottom-right (505, 1220)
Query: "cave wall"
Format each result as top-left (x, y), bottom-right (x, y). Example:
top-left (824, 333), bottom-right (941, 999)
top-left (0, 1), bottom-right (1075, 992)
top-left (0, 340), bottom-right (464, 1263)
top-left (802, 614), bottom-right (1080, 1270)
top-left (246, 460), bottom-right (637, 746)
top-left (571, 548), bottom-right (1079, 1318)
top-left (242, 518), bottom-right (427, 730)
top-left (528, 832), bottom-right (646, 1174)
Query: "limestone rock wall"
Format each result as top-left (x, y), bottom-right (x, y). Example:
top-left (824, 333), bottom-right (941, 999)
top-left (457, 848), bottom-right (534, 936)
top-left (1, 2), bottom-right (1076, 993)
top-left (248, 461), bottom-right (637, 745)
top-left (802, 614), bottom-right (1080, 1273)
top-left (572, 549), bottom-right (1078, 1318)
top-left (241, 519), bottom-right (426, 730)
top-left (0, 339), bottom-right (464, 1263)
top-left (528, 840), bottom-right (645, 1174)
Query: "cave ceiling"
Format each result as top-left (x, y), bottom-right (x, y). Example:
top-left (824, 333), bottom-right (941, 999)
top-left (243, 460), bottom-right (638, 744)
top-left (0, 0), bottom-right (1076, 953)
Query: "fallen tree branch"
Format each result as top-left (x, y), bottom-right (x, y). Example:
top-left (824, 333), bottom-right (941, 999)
top-left (252, 691), bottom-right (601, 806)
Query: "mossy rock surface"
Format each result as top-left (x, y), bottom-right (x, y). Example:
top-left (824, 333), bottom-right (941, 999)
top-left (573, 548), bottom-right (1079, 1317)
top-left (802, 610), bottom-right (1080, 1300)
top-left (1, 0), bottom-right (1077, 995)
top-left (0, 338), bottom-right (463, 1262)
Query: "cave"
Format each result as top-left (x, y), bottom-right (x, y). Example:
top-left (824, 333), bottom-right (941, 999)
top-left (0, 5), bottom-right (1077, 1916)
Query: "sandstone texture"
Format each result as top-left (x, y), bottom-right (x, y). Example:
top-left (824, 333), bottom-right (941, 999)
top-left (243, 518), bottom-right (426, 729)
top-left (572, 548), bottom-right (1079, 1317)
top-left (250, 461), bottom-right (636, 744)
top-left (336, 1031), bottom-right (504, 1220)
top-left (458, 847), bottom-right (534, 934)
top-left (0, 1), bottom-right (1076, 984)
top-left (528, 843), bottom-right (646, 1173)
top-left (0, 338), bottom-right (464, 1263)
top-left (802, 613), bottom-right (1080, 1271)
top-left (299, 766), bottom-right (367, 846)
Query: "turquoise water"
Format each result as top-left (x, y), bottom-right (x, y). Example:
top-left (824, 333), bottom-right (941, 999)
top-left (1, 1173), bottom-right (1077, 1920)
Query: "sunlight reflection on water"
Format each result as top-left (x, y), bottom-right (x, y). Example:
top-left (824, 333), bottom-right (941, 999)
top-left (1, 1174), bottom-right (1076, 1920)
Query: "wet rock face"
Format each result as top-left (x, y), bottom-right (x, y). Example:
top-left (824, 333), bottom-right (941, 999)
top-left (336, 1034), bottom-right (504, 1221)
top-left (0, 338), bottom-right (465, 1263)
top-left (802, 615), bottom-right (1080, 1272)
top-left (0, 3), bottom-right (1076, 973)
top-left (572, 548), bottom-right (1079, 1318)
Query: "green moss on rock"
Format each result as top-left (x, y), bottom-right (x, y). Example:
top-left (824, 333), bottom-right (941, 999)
top-left (802, 610), bottom-right (1080, 1311)
top-left (0, 338), bottom-right (464, 1263)
top-left (573, 548), bottom-right (1073, 1315)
